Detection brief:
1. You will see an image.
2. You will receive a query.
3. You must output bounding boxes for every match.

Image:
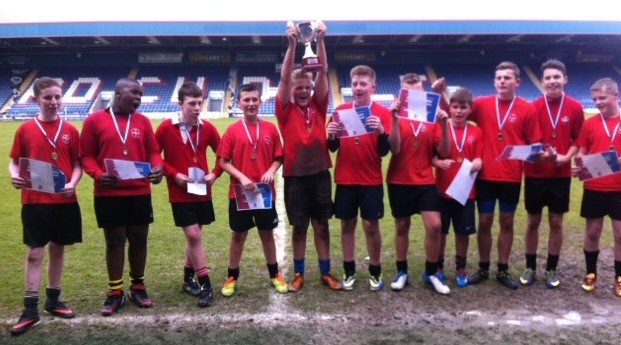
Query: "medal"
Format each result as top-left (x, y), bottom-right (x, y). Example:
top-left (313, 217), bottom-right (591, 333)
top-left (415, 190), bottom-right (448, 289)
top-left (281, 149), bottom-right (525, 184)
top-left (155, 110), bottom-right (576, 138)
top-left (545, 93), bottom-right (565, 141)
top-left (242, 118), bottom-right (261, 161)
top-left (34, 115), bottom-right (64, 161)
top-left (180, 114), bottom-right (202, 164)
top-left (600, 113), bottom-right (621, 154)
top-left (450, 122), bottom-right (468, 162)
top-left (307, 127), bottom-right (312, 133)
top-left (409, 121), bottom-right (423, 147)
top-left (496, 96), bottom-right (516, 141)
top-left (355, 137), bottom-right (360, 144)
top-left (110, 108), bottom-right (132, 155)
top-left (193, 156), bottom-right (198, 163)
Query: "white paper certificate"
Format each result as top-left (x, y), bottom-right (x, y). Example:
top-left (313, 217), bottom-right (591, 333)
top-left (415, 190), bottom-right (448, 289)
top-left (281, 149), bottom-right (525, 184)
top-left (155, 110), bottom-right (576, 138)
top-left (104, 159), bottom-right (152, 180)
top-left (187, 167), bottom-right (207, 195)
top-left (445, 159), bottom-right (478, 206)
top-left (496, 144), bottom-right (543, 162)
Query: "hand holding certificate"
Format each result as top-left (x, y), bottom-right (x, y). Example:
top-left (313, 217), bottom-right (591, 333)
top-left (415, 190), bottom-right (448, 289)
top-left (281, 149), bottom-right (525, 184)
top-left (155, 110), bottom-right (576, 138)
top-left (233, 183), bottom-right (273, 210)
top-left (445, 158), bottom-right (478, 206)
top-left (574, 151), bottom-right (621, 181)
top-left (397, 89), bottom-right (441, 123)
top-left (18, 157), bottom-right (66, 193)
top-left (187, 167), bottom-right (207, 196)
top-left (496, 144), bottom-right (544, 162)
top-left (332, 106), bottom-right (374, 138)
top-left (104, 159), bottom-right (152, 180)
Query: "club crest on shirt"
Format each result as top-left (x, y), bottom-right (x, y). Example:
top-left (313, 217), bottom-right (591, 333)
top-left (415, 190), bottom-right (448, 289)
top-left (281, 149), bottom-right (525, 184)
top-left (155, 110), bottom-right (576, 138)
top-left (467, 135), bottom-right (476, 144)
top-left (131, 128), bottom-right (141, 138)
top-left (62, 134), bottom-right (70, 144)
top-left (263, 135), bottom-right (273, 145)
top-left (509, 114), bottom-right (518, 123)
top-left (561, 116), bottom-right (570, 125)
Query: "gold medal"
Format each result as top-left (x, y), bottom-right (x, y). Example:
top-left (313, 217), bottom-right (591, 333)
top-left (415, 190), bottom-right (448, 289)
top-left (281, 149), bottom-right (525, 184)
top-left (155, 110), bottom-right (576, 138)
top-left (51, 151), bottom-right (59, 160)
top-left (552, 131), bottom-right (557, 139)
top-left (307, 127), bottom-right (312, 133)
top-left (355, 137), bottom-right (360, 145)
top-left (413, 139), bottom-right (419, 147)
top-left (123, 147), bottom-right (129, 155)
top-left (611, 145), bottom-right (616, 152)
top-left (457, 157), bottom-right (463, 163)
top-left (498, 133), bottom-right (504, 141)
top-left (193, 156), bottom-right (198, 163)
top-left (251, 152), bottom-right (257, 160)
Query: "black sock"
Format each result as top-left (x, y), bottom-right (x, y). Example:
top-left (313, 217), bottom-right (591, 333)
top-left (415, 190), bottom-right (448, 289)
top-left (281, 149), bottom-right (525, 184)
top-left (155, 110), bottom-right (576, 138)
top-left (396, 260), bottom-right (408, 274)
top-left (228, 267), bottom-right (240, 280)
top-left (368, 264), bottom-right (381, 279)
top-left (584, 250), bottom-right (599, 274)
top-left (344, 261), bottom-right (356, 277)
top-left (24, 293), bottom-right (39, 314)
top-left (525, 254), bottom-right (537, 270)
top-left (198, 275), bottom-right (212, 290)
top-left (615, 261), bottom-right (621, 278)
top-left (546, 254), bottom-right (559, 271)
top-left (437, 257), bottom-right (445, 271)
top-left (184, 266), bottom-right (196, 281)
top-left (455, 255), bottom-right (467, 270)
top-left (129, 273), bottom-right (144, 285)
top-left (425, 260), bottom-right (438, 276)
top-left (497, 263), bottom-right (509, 272)
top-left (479, 261), bottom-right (490, 271)
top-left (266, 263), bottom-right (278, 279)
top-left (46, 287), bottom-right (60, 303)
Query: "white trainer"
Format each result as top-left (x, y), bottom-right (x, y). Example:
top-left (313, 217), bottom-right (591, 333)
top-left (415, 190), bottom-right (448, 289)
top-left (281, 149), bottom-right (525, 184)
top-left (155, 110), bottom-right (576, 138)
top-left (429, 274), bottom-right (450, 295)
top-left (390, 272), bottom-right (409, 291)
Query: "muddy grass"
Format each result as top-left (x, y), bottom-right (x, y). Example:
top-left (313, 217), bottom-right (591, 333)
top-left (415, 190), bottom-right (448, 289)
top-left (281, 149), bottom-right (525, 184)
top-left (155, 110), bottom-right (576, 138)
top-left (2, 248), bottom-right (620, 344)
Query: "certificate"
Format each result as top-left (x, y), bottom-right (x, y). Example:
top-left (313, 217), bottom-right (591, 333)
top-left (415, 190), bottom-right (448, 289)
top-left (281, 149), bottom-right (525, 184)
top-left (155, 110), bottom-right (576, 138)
top-left (445, 158), bottom-right (478, 206)
top-left (187, 167), bottom-right (207, 196)
top-left (233, 183), bottom-right (273, 210)
top-left (18, 157), bottom-right (66, 194)
top-left (397, 89), bottom-right (441, 123)
top-left (104, 159), bottom-right (152, 180)
top-left (575, 151), bottom-right (621, 181)
top-left (497, 144), bottom-right (544, 162)
top-left (332, 106), bottom-right (374, 138)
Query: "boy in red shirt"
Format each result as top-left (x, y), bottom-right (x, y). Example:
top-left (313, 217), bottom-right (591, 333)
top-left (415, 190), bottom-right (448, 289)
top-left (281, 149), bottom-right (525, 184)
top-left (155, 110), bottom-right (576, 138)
top-left (468, 62), bottom-right (542, 289)
top-left (520, 59), bottom-right (584, 288)
top-left (387, 73), bottom-right (451, 294)
top-left (155, 81), bottom-right (222, 307)
top-left (433, 88), bottom-right (483, 288)
top-left (575, 77), bottom-right (621, 296)
top-left (81, 78), bottom-right (164, 315)
top-left (9, 77), bottom-right (82, 335)
top-left (276, 21), bottom-right (341, 291)
top-left (327, 65), bottom-right (392, 291)
top-left (217, 83), bottom-right (288, 296)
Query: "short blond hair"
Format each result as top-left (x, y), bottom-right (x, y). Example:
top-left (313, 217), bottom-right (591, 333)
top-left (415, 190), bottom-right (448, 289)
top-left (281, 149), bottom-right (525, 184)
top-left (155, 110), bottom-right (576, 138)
top-left (350, 65), bottom-right (376, 83)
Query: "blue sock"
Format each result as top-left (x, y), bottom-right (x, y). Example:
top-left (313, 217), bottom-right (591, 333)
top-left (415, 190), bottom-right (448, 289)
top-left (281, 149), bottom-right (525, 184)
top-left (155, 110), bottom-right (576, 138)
top-left (319, 259), bottom-right (330, 276)
top-left (294, 258), bottom-right (306, 276)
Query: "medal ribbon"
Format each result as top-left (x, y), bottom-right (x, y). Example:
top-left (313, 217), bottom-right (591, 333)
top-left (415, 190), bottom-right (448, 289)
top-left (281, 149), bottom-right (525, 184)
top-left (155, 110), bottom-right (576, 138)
top-left (496, 96), bottom-right (517, 132)
top-left (242, 118), bottom-right (261, 152)
top-left (180, 116), bottom-right (201, 158)
top-left (109, 107), bottom-right (132, 147)
top-left (450, 122), bottom-right (468, 154)
top-left (600, 113), bottom-right (621, 147)
top-left (544, 93), bottom-right (565, 132)
top-left (409, 121), bottom-right (423, 138)
top-left (33, 115), bottom-right (64, 151)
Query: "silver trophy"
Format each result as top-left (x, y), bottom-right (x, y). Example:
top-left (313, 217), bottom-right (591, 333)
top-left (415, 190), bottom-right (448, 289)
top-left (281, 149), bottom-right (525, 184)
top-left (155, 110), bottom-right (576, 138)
top-left (292, 21), bottom-right (322, 71)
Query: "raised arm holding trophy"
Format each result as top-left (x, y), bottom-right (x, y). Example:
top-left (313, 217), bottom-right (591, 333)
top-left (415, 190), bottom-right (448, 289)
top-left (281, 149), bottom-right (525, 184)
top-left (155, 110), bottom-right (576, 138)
top-left (288, 20), bottom-right (323, 71)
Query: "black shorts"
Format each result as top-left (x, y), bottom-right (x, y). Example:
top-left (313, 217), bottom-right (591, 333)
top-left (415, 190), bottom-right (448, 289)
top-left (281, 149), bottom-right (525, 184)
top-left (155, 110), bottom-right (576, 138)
top-left (524, 177), bottom-right (571, 214)
top-left (387, 184), bottom-right (441, 218)
top-left (440, 198), bottom-right (476, 236)
top-left (334, 185), bottom-right (384, 220)
top-left (228, 199), bottom-right (279, 232)
top-left (284, 170), bottom-right (333, 227)
top-left (22, 202), bottom-right (82, 247)
top-left (476, 180), bottom-right (521, 213)
top-left (171, 201), bottom-right (215, 227)
top-left (580, 189), bottom-right (621, 220)
top-left (94, 195), bottom-right (154, 229)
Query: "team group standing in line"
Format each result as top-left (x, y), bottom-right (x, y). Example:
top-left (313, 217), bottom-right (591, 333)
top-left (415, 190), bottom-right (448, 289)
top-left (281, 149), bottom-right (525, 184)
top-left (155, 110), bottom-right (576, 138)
top-left (8, 22), bottom-right (621, 336)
